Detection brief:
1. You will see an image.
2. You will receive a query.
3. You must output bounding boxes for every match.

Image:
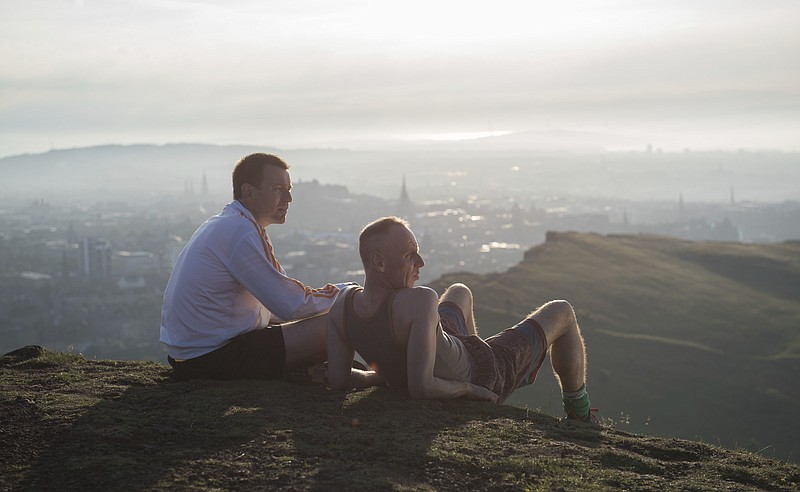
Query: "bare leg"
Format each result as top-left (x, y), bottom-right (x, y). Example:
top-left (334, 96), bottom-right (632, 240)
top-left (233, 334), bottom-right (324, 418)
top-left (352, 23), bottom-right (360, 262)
top-left (530, 300), bottom-right (586, 393)
top-left (440, 283), bottom-right (478, 335)
top-left (281, 314), bottom-right (328, 369)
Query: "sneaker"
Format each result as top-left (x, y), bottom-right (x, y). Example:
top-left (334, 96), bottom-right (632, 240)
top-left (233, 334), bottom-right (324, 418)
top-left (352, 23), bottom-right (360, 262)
top-left (566, 407), bottom-right (600, 424)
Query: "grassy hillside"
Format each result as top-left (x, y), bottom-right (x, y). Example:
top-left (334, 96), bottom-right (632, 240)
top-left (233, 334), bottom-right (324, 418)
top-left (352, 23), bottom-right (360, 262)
top-left (430, 232), bottom-right (800, 464)
top-left (2, 347), bottom-right (798, 491)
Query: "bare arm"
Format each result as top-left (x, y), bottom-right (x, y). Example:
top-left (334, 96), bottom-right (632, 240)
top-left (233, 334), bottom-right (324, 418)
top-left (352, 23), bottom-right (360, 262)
top-left (403, 288), bottom-right (498, 402)
top-left (326, 290), bottom-right (384, 390)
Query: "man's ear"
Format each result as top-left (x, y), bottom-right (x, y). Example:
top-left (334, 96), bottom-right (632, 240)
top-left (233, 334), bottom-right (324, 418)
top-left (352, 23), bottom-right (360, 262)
top-left (240, 183), bottom-right (255, 202)
top-left (371, 251), bottom-right (385, 272)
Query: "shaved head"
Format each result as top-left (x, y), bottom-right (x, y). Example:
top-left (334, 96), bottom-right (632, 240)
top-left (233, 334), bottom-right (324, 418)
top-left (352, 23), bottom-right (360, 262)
top-left (358, 216), bottom-right (410, 267)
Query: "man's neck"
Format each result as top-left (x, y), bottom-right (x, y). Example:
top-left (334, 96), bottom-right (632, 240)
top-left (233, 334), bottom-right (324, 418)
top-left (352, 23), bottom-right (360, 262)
top-left (235, 200), bottom-right (269, 229)
top-left (360, 279), bottom-right (402, 308)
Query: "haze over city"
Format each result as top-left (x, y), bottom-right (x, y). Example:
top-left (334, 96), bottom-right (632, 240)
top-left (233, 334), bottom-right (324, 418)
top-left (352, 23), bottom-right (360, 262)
top-left (2, 2), bottom-right (800, 470)
top-left (2, 0), bottom-right (799, 157)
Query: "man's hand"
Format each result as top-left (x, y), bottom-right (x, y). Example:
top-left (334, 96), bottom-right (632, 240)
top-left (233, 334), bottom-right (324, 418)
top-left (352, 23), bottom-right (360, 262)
top-left (466, 384), bottom-right (499, 403)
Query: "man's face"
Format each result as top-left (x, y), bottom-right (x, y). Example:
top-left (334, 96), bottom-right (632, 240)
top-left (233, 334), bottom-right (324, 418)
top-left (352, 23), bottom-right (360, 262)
top-left (382, 224), bottom-right (425, 289)
top-left (247, 165), bottom-right (293, 227)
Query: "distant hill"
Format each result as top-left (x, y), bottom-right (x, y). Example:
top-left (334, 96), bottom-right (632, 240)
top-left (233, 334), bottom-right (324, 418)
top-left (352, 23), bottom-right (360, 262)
top-left (0, 143), bottom-right (357, 201)
top-left (0, 143), bottom-right (457, 202)
top-left (2, 346), bottom-right (798, 490)
top-left (430, 231), bottom-right (800, 464)
top-left (4, 143), bottom-right (799, 205)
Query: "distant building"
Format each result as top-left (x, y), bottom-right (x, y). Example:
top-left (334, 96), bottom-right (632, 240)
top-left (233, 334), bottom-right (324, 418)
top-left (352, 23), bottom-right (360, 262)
top-left (116, 275), bottom-right (148, 290)
top-left (112, 251), bottom-right (159, 275)
top-left (81, 238), bottom-right (112, 280)
top-left (20, 271), bottom-right (53, 282)
top-left (202, 172), bottom-right (209, 196)
top-left (397, 175), bottom-right (415, 219)
top-left (711, 217), bottom-right (741, 242)
top-left (163, 235), bottom-right (187, 271)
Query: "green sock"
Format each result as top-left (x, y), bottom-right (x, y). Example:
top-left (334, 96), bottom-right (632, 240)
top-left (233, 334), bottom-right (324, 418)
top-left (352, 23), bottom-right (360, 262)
top-left (563, 385), bottom-right (591, 419)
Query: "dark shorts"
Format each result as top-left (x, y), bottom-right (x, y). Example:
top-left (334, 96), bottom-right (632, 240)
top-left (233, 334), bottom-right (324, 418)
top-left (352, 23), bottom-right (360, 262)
top-left (168, 326), bottom-right (286, 381)
top-left (438, 302), bottom-right (548, 403)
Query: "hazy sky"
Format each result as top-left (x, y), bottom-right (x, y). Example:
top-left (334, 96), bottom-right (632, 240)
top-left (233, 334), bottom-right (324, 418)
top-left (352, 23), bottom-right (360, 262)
top-left (1, 0), bottom-right (798, 157)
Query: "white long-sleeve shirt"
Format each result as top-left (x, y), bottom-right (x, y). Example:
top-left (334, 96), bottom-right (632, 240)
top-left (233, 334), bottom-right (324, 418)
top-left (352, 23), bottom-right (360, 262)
top-left (160, 200), bottom-right (345, 360)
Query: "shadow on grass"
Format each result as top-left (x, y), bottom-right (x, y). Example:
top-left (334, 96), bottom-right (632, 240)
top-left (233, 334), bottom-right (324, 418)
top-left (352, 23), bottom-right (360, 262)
top-left (295, 387), bottom-right (608, 490)
top-left (17, 353), bottom-right (606, 490)
top-left (297, 387), bottom-right (487, 489)
top-left (20, 370), bottom-right (356, 490)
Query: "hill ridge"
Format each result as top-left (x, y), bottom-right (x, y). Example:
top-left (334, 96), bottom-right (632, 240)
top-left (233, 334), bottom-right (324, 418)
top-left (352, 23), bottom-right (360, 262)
top-left (430, 231), bottom-right (800, 464)
top-left (2, 346), bottom-right (799, 490)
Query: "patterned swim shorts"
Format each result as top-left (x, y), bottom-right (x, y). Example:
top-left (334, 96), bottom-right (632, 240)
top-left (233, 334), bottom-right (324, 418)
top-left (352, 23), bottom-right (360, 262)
top-left (437, 300), bottom-right (548, 403)
top-left (438, 301), bottom-right (469, 336)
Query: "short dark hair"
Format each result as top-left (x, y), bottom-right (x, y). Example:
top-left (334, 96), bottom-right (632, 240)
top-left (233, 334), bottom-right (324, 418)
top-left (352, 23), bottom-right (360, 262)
top-left (232, 153), bottom-right (289, 200)
top-left (358, 216), bottom-right (410, 266)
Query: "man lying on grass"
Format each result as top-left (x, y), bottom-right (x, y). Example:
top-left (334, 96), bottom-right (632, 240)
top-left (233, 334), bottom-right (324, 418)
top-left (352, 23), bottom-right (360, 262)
top-left (327, 216), bottom-right (597, 422)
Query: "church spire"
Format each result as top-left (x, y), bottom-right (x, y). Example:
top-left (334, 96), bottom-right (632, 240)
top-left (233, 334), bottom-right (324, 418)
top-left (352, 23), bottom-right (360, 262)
top-left (400, 175), bottom-right (410, 202)
top-left (398, 175), bottom-right (414, 219)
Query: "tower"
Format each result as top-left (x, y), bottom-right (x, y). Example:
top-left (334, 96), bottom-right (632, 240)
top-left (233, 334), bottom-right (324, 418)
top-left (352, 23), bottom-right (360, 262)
top-left (397, 175), bottom-right (415, 219)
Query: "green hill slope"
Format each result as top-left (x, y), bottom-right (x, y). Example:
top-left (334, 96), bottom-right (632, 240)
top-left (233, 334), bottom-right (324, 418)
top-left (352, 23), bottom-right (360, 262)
top-left (430, 232), bottom-right (800, 464)
top-left (2, 347), bottom-right (798, 491)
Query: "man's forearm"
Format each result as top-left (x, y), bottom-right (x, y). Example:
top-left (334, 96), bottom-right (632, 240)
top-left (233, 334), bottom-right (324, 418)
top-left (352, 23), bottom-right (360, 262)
top-left (349, 369), bottom-right (385, 389)
top-left (410, 377), bottom-right (498, 402)
top-left (409, 376), bottom-right (471, 400)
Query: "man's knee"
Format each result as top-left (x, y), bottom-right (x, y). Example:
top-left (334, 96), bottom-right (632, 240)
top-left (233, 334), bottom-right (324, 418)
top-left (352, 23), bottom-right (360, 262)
top-left (553, 300), bottom-right (576, 320)
top-left (530, 300), bottom-right (579, 337)
top-left (442, 283), bottom-right (472, 301)
top-left (533, 299), bottom-right (574, 316)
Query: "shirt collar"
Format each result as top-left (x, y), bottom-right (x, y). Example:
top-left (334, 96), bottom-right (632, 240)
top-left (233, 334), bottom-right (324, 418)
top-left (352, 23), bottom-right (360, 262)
top-left (227, 200), bottom-right (259, 225)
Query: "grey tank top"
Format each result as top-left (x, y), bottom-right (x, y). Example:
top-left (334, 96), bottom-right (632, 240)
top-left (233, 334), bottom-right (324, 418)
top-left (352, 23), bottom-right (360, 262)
top-left (343, 287), bottom-right (472, 388)
top-left (343, 287), bottom-right (408, 387)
